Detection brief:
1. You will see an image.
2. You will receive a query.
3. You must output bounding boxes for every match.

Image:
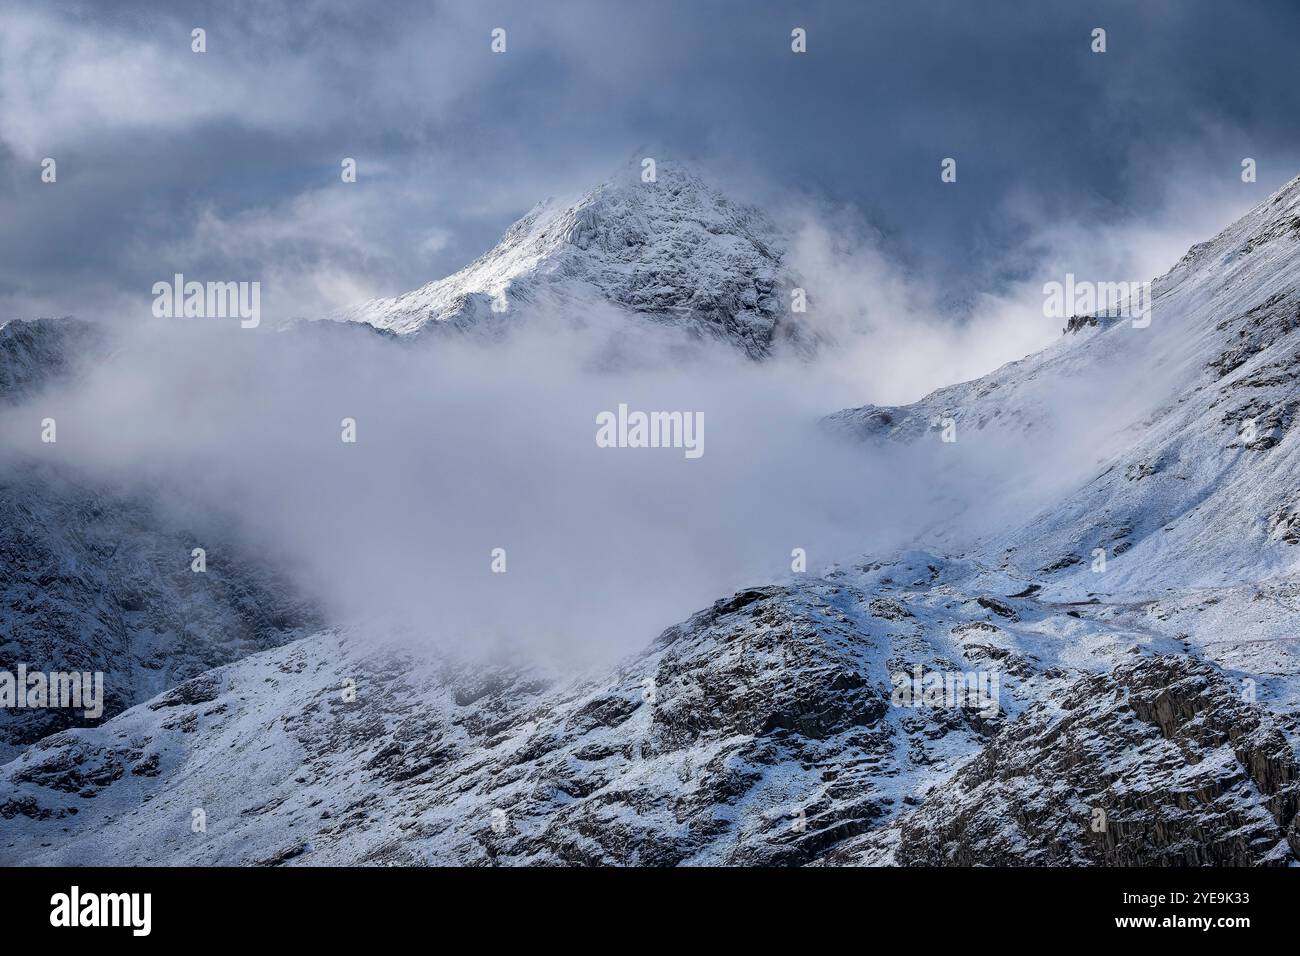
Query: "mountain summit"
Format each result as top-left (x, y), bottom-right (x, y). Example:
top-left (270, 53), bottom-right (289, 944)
top-left (334, 160), bottom-right (811, 358)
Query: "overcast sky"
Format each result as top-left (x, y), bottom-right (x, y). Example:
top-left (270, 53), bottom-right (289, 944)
top-left (3, 0), bottom-right (1300, 324)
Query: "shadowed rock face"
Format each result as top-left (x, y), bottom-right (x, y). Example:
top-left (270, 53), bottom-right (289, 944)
top-left (0, 469), bottom-right (323, 760)
top-left (831, 655), bottom-right (1300, 866)
top-left (0, 318), bottom-right (103, 402)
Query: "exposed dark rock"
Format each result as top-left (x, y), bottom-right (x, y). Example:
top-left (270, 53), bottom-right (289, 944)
top-left (831, 655), bottom-right (1300, 866)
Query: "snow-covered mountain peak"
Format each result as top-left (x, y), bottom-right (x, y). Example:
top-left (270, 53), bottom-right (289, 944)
top-left (333, 159), bottom-right (809, 357)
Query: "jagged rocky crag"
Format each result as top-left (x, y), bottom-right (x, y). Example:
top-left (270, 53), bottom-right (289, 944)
top-left (4, 172), bottom-right (1300, 865)
top-left (332, 160), bottom-right (814, 359)
top-left (833, 654), bottom-right (1300, 866)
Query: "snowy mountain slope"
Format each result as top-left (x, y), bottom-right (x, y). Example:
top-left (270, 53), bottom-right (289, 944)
top-left (332, 161), bottom-right (814, 358)
top-left (827, 174), bottom-right (1300, 597)
top-left (8, 550), bottom-right (1294, 867)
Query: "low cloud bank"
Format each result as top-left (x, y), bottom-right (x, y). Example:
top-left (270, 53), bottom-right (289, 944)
top-left (0, 301), bottom-right (1100, 665)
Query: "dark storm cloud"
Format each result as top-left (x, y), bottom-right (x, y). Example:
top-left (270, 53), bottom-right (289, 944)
top-left (2, 0), bottom-right (1299, 323)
